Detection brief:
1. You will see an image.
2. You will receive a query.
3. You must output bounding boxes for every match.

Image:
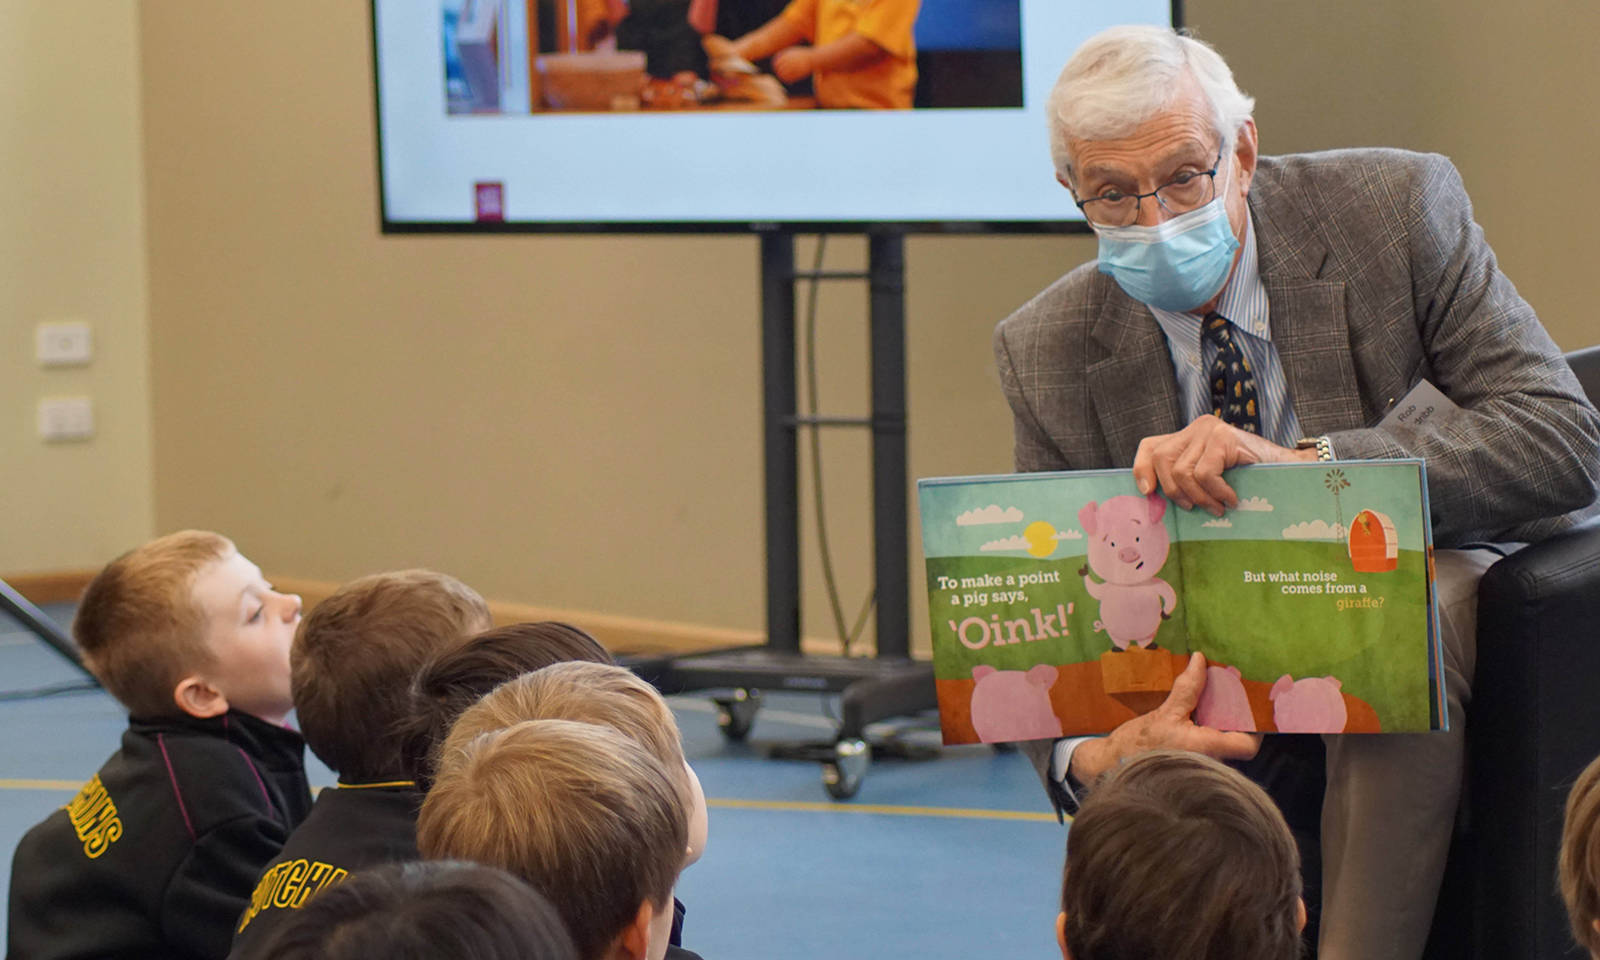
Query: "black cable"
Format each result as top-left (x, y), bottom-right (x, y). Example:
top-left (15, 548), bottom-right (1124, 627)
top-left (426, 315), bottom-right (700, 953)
top-left (801, 236), bottom-right (876, 657)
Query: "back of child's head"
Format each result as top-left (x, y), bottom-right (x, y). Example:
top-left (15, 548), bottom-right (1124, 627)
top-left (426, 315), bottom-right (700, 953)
top-left (440, 661), bottom-right (683, 785)
top-left (257, 859), bottom-right (578, 960)
top-left (73, 530), bottom-right (236, 717)
top-left (290, 569), bottom-right (490, 781)
top-left (1561, 752), bottom-right (1600, 958)
top-left (1060, 750), bottom-right (1303, 960)
top-left (398, 621), bottom-right (613, 789)
top-left (436, 660), bottom-right (710, 870)
top-left (417, 719), bottom-right (687, 960)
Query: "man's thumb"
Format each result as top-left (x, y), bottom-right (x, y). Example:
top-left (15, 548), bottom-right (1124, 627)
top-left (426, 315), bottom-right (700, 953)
top-left (1163, 651), bottom-right (1208, 716)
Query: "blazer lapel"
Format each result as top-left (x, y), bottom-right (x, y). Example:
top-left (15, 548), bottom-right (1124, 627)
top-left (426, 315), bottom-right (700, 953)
top-left (1087, 294), bottom-right (1183, 465)
top-left (1249, 172), bottom-right (1367, 437)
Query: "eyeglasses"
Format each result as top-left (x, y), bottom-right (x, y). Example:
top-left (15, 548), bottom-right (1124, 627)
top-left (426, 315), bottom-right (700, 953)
top-left (1073, 152), bottom-right (1224, 228)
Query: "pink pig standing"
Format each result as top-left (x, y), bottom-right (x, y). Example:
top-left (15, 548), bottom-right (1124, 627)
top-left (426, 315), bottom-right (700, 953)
top-left (1193, 664), bottom-right (1255, 731)
top-left (1270, 674), bottom-right (1349, 733)
top-left (970, 665), bottom-right (1063, 743)
top-left (1078, 492), bottom-right (1177, 650)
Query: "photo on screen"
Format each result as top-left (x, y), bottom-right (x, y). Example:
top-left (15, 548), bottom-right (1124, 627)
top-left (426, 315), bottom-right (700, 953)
top-left (442, 0), bottom-right (1022, 114)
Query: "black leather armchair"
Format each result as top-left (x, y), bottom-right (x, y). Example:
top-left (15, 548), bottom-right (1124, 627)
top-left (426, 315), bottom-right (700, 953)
top-left (1428, 345), bottom-right (1600, 960)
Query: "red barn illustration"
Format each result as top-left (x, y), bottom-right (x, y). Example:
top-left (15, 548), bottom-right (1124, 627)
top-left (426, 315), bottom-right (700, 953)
top-left (1348, 508), bottom-right (1398, 572)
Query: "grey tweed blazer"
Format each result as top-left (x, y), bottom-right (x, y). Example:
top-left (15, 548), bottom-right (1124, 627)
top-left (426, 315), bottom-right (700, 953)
top-left (995, 149), bottom-right (1600, 814)
top-left (995, 148), bottom-right (1600, 549)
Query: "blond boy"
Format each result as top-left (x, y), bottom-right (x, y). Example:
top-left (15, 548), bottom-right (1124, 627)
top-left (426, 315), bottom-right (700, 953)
top-left (439, 661), bottom-right (708, 867)
top-left (1561, 753), bottom-right (1600, 957)
top-left (6, 531), bottom-right (312, 960)
top-left (419, 719), bottom-right (690, 960)
top-left (1058, 750), bottom-right (1306, 960)
top-left (228, 570), bottom-right (491, 958)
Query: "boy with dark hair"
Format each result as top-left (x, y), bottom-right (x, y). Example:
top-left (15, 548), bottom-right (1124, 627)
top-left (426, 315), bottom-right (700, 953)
top-left (419, 719), bottom-right (694, 960)
top-left (228, 570), bottom-right (491, 958)
top-left (7, 531), bottom-right (313, 960)
top-left (259, 860), bottom-right (578, 960)
top-left (1058, 750), bottom-right (1306, 960)
top-left (397, 620), bottom-right (614, 791)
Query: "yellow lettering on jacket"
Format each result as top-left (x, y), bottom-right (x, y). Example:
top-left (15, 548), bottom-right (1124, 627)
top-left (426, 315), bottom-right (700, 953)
top-left (64, 775), bottom-right (123, 860)
top-left (236, 859), bottom-right (350, 932)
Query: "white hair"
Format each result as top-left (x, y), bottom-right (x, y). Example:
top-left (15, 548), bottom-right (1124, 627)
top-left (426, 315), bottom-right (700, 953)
top-left (1047, 26), bottom-right (1255, 179)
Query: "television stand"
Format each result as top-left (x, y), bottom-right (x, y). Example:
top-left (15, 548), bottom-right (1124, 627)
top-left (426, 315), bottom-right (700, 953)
top-left (634, 229), bottom-right (937, 800)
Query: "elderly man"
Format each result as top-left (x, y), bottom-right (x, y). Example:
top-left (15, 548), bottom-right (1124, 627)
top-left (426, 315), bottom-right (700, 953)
top-left (995, 25), bottom-right (1600, 960)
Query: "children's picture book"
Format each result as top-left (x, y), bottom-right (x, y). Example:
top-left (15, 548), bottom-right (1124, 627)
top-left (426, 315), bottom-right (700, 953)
top-left (917, 460), bottom-right (1443, 745)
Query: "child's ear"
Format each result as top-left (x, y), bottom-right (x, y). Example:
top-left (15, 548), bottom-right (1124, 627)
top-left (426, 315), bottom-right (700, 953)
top-left (173, 674), bottom-right (229, 719)
top-left (1297, 897), bottom-right (1308, 932)
top-left (611, 900), bottom-right (655, 960)
top-left (1056, 910), bottom-right (1072, 960)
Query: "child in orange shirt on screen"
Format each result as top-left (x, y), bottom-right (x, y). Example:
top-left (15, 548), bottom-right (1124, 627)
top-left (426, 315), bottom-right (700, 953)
top-left (728, 0), bottom-right (920, 109)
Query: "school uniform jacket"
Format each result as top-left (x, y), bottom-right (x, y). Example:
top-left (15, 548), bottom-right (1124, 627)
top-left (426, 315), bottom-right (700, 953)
top-left (6, 711), bottom-right (311, 960)
top-left (227, 781), bottom-right (423, 960)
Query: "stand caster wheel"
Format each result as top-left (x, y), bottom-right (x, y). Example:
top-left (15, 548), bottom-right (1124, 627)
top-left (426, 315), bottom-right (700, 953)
top-left (713, 689), bottom-right (761, 742)
top-left (821, 738), bottom-right (870, 800)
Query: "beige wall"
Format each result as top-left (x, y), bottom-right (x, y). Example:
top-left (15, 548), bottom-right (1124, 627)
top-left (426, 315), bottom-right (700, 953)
top-left (0, 2), bottom-right (152, 573)
top-left (136, 2), bottom-right (1597, 649)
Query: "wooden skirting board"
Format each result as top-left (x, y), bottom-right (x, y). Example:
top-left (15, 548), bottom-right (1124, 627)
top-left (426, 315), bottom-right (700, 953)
top-left (3, 570), bottom-right (854, 658)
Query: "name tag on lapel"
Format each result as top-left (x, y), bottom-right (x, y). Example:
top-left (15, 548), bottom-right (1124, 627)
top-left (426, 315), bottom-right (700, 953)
top-left (1380, 379), bottom-right (1462, 431)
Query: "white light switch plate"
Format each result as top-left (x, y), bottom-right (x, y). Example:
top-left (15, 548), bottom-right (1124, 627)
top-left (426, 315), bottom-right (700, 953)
top-left (37, 396), bottom-right (94, 441)
top-left (36, 321), bottom-right (93, 366)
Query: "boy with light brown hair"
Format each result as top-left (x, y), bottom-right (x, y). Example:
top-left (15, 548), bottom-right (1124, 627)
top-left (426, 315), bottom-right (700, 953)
top-left (6, 531), bottom-right (313, 960)
top-left (438, 660), bottom-right (709, 868)
top-left (419, 718), bottom-right (693, 960)
top-left (1057, 750), bottom-right (1306, 960)
top-left (1561, 753), bottom-right (1600, 957)
top-left (229, 569), bottom-right (491, 959)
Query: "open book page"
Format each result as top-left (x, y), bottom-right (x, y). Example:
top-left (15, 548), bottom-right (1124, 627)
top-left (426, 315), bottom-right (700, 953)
top-left (919, 469), bottom-right (1189, 744)
top-left (918, 460), bottom-right (1438, 745)
top-left (1172, 461), bottom-right (1437, 736)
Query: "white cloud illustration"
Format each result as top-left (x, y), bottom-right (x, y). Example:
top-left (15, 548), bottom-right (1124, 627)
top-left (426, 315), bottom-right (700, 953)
top-left (1236, 496), bottom-right (1274, 512)
top-left (1201, 518), bottom-right (1233, 528)
top-left (979, 535), bottom-right (1031, 552)
top-left (957, 505), bottom-right (1024, 526)
top-left (1054, 528), bottom-right (1083, 540)
top-left (1282, 520), bottom-right (1347, 540)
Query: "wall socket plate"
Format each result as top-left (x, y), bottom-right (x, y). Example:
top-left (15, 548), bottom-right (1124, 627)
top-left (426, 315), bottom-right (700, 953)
top-left (36, 321), bottom-right (93, 367)
top-left (37, 396), bottom-right (95, 442)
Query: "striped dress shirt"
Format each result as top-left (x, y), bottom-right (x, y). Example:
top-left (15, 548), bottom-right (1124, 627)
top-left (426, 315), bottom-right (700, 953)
top-left (1147, 213), bottom-right (1303, 448)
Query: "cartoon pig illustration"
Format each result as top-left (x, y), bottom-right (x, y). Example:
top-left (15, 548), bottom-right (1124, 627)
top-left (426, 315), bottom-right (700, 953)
top-left (1193, 664), bottom-right (1255, 731)
top-left (1078, 492), bottom-right (1177, 650)
top-left (1269, 675), bottom-right (1349, 733)
top-left (970, 665), bottom-right (1063, 743)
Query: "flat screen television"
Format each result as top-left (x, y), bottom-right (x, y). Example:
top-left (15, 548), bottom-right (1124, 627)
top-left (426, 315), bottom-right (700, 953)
top-left (372, 0), bottom-right (1182, 232)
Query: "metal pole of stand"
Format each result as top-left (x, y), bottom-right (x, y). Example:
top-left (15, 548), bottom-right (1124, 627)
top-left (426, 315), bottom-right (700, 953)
top-left (868, 232), bottom-right (909, 660)
top-left (761, 230), bottom-right (801, 656)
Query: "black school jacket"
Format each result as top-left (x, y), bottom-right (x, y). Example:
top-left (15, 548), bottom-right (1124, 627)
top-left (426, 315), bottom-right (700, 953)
top-left (227, 781), bottom-right (422, 959)
top-left (6, 711), bottom-right (311, 960)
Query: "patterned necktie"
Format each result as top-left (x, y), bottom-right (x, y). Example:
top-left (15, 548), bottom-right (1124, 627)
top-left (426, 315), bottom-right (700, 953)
top-left (1201, 311), bottom-right (1262, 435)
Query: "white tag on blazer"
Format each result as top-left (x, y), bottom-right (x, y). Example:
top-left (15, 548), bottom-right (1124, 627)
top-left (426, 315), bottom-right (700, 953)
top-left (1380, 379), bottom-right (1462, 431)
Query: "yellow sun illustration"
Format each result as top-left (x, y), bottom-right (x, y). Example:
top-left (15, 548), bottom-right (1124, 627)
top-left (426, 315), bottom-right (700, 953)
top-left (1023, 520), bottom-right (1057, 558)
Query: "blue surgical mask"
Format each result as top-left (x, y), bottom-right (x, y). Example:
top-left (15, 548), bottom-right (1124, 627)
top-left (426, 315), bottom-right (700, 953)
top-left (1092, 195), bottom-right (1241, 312)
